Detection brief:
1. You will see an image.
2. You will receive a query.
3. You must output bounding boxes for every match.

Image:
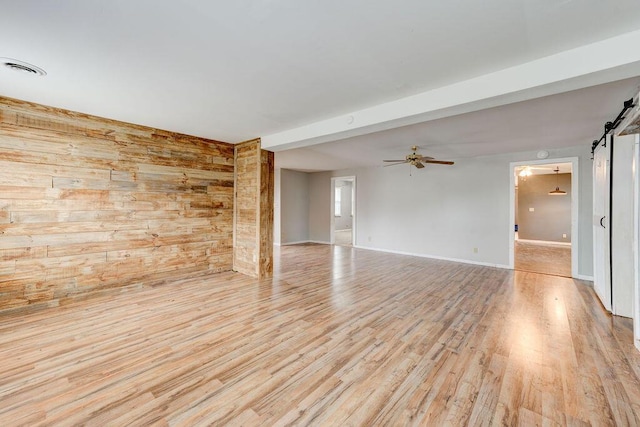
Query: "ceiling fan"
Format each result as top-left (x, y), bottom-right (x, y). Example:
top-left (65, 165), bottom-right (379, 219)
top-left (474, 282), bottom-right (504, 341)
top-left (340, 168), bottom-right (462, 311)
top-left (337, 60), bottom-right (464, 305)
top-left (384, 146), bottom-right (454, 169)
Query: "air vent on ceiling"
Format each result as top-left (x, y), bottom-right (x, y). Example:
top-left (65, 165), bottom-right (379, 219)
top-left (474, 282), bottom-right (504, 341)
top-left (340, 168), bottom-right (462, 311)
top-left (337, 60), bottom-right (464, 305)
top-left (0, 58), bottom-right (46, 76)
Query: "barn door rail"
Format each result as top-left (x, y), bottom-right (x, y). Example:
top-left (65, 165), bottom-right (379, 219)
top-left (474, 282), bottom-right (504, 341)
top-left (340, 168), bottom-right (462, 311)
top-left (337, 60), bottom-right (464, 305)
top-left (591, 98), bottom-right (635, 158)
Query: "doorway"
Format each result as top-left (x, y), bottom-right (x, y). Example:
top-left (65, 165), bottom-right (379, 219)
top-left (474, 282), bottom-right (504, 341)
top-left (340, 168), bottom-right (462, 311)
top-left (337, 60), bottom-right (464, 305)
top-left (331, 176), bottom-right (356, 247)
top-left (509, 158), bottom-right (579, 278)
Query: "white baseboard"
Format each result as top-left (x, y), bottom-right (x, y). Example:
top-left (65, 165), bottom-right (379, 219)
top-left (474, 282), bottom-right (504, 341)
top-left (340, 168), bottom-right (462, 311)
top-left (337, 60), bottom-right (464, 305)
top-left (280, 240), bottom-right (312, 246)
top-left (353, 245), bottom-right (511, 269)
top-left (280, 240), bottom-right (331, 246)
top-left (280, 242), bottom-right (591, 280)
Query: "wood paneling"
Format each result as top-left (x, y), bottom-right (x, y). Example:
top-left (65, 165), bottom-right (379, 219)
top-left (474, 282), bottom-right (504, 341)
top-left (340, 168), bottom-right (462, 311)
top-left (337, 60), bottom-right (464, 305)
top-left (259, 149), bottom-right (274, 277)
top-left (233, 139), bottom-right (274, 278)
top-left (0, 96), bottom-right (235, 311)
top-left (1, 244), bottom-right (639, 425)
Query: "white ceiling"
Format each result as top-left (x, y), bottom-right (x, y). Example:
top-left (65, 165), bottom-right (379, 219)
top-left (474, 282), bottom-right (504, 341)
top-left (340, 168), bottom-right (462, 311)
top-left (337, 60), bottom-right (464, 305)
top-left (2, 1), bottom-right (640, 171)
top-left (276, 77), bottom-right (640, 171)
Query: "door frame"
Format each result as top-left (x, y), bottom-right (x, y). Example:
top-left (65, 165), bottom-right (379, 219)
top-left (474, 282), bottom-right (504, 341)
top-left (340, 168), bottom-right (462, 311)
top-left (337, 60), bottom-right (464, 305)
top-left (634, 136), bottom-right (640, 350)
top-left (509, 157), bottom-right (580, 278)
top-left (330, 176), bottom-right (356, 245)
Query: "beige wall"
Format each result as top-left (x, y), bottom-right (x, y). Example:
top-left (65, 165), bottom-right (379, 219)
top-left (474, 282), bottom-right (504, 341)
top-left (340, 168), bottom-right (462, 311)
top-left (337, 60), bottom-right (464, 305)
top-left (517, 173), bottom-right (572, 242)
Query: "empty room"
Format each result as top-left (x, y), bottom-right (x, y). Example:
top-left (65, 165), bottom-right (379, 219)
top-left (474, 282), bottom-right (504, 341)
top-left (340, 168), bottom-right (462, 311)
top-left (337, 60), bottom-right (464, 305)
top-left (2, 2), bottom-right (640, 426)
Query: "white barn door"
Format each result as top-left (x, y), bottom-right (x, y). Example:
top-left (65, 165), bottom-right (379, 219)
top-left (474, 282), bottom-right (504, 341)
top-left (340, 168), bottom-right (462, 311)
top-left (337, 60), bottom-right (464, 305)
top-left (593, 136), bottom-right (612, 312)
top-left (611, 134), bottom-right (636, 318)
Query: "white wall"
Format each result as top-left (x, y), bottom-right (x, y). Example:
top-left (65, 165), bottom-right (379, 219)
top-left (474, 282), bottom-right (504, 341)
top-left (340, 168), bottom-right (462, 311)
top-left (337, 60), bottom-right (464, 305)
top-left (307, 145), bottom-right (594, 276)
top-left (278, 169), bottom-right (311, 244)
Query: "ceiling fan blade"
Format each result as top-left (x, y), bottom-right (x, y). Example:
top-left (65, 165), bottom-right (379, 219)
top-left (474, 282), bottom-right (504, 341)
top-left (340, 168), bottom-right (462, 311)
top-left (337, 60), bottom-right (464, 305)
top-left (384, 162), bottom-right (407, 167)
top-left (416, 155), bottom-right (434, 160)
top-left (383, 159), bottom-right (407, 162)
top-left (423, 160), bottom-right (454, 165)
top-left (415, 161), bottom-right (425, 169)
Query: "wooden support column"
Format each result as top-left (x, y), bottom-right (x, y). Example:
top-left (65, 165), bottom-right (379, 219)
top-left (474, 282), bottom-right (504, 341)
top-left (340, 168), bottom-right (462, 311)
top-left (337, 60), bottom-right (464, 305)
top-left (233, 139), bottom-right (274, 278)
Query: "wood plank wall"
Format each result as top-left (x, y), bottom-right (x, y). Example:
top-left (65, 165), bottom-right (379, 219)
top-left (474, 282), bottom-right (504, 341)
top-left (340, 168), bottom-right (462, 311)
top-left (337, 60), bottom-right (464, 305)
top-left (0, 97), bottom-right (235, 311)
top-left (259, 149), bottom-right (274, 277)
top-left (233, 139), bottom-right (274, 278)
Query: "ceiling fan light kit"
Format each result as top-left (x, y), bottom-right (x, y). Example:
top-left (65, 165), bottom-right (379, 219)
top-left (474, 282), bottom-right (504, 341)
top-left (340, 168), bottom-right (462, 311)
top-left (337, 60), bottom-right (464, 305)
top-left (383, 146), bottom-right (454, 174)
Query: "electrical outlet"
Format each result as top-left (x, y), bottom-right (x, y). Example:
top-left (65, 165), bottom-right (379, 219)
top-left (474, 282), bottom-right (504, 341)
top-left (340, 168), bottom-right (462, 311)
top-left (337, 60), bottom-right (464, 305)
top-left (562, 233), bottom-right (567, 238)
top-left (529, 207), bottom-right (534, 212)
top-left (368, 236), bottom-right (372, 242)
top-left (473, 247), bottom-right (479, 254)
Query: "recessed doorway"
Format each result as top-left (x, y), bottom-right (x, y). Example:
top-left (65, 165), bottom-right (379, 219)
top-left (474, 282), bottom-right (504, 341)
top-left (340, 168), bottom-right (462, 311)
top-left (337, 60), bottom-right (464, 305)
top-left (509, 158), bottom-right (579, 278)
top-left (331, 176), bottom-right (356, 247)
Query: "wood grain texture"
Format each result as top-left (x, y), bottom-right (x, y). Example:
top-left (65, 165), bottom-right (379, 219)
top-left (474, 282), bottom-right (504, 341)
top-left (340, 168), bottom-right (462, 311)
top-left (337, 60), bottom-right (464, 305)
top-left (515, 240), bottom-right (571, 277)
top-left (0, 96), bottom-right (234, 311)
top-left (233, 139), bottom-right (274, 278)
top-left (1, 243), bottom-right (639, 426)
top-left (259, 149), bottom-right (274, 277)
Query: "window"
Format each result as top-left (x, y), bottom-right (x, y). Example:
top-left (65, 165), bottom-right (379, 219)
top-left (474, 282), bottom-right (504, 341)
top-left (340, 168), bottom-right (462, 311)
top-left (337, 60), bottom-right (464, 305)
top-left (335, 187), bottom-right (341, 217)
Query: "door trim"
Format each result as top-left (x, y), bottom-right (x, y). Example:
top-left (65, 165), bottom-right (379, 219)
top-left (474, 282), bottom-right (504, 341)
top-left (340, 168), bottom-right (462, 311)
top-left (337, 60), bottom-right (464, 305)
top-left (509, 157), bottom-right (580, 278)
top-left (633, 137), bottom-right (640, 350)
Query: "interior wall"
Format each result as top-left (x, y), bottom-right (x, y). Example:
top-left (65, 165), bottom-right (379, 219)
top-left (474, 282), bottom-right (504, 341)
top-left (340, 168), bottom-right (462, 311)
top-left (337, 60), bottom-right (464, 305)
top-left (517, 173), bottom-right (572, 242)
top-left (280, 169), bottom-right (310, 244)
top-left (309, 171), bottom-right (332, 243)
top-left (308, 145), bottom-right (594, 276)
top-left (233, 139), bottom-right (274, 278)
top-left (0, 97), bottom-right (235, 311)
top-left (334, 181), bottom-right (353, 230)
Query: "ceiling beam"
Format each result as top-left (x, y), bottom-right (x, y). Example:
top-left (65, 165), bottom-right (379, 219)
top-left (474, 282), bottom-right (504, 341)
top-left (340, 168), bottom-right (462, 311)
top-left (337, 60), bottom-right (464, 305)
top-left (262, 30), bottom-right (640, 152)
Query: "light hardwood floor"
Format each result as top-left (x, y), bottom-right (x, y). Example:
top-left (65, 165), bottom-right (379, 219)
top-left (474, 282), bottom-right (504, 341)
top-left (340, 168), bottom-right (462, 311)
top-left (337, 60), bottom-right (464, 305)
top-left (515, 240), bottom-right (572, 277)
top-left (334, 229), bottom-right (352, 246)
top-left (1, 244), bottom-right (639, 426)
